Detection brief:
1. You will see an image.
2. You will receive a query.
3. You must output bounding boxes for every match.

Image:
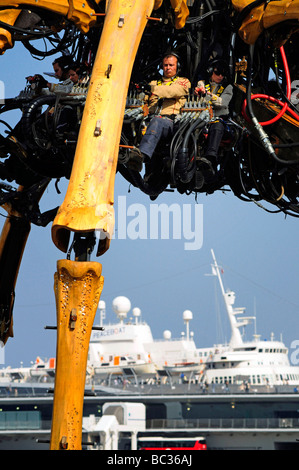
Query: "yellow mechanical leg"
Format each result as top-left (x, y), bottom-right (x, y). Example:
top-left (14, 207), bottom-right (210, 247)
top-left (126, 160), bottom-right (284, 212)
top-left (50, 259), bottom-right (104, 450)
top-left (0, 182), bottom-right (49, 345)
top-left (51, 0), bottom-right (156, 256)
top-left (50, 0), bottom-right (156, 450)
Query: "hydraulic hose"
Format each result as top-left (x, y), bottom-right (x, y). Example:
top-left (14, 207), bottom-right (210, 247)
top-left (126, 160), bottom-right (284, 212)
top-left (243, 45), bottom-right (299, 165)
top-left (21, 94), bottom-right (56, 143)
top-left (242, 46), bottom-right (298, 126)
top-left (177, 118), bottom-right (206, 183)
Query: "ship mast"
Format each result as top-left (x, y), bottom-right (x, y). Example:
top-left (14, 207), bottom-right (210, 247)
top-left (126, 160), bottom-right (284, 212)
top-left (211, 249), bottom-right (250, 347)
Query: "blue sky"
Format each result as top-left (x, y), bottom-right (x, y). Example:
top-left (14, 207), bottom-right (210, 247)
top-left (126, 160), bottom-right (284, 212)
top-left (0, 42), bottom-right (298, 368)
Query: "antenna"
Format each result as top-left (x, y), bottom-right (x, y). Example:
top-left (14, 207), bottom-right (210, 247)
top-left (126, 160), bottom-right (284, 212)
top-left (132, 307), bottom-right (141, 325)
top-left (210, 249), bottom-right (246, 347)
top-left (183, 310), bottom-right (193, 341)
top-left (98, 300), bottom-right (106, 327)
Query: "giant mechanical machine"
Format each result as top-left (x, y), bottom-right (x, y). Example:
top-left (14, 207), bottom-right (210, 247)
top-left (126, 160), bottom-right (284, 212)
top-left (0, 0), bottom-right (297, 449)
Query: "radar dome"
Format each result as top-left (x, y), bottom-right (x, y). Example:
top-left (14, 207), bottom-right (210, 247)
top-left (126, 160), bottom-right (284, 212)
top-left (112, 296), bottom-right (131, 322)
top-left (183, 310), bottom-right (193, 321)
top-left (163, 330), bottom-right (171, 340)
top-left (132, 307), bottom-right (141, 317)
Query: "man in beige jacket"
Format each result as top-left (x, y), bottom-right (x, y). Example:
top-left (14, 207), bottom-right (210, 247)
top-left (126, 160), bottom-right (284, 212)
top-left (129, 52), bottom-right (190, 172)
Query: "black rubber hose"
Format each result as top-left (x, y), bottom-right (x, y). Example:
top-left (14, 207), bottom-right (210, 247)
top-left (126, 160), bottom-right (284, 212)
top-left (177, 118), bottom-right (206, 182)
top-left (21, 94), bottom-right (56, 143)
top-left (245, 45), bottom-right (299, 165)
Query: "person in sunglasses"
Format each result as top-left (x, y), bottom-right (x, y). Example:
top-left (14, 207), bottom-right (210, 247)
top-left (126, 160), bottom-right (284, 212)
top-left (195, 59), bottom-right (233, 182)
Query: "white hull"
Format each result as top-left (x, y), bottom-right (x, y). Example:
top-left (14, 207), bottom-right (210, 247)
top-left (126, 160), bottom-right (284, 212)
top-left (94, 361), bottom-right (156, 377)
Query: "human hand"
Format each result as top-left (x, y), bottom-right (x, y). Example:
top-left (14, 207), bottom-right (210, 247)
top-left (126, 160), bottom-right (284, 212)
top-left (136, 81), bottom-right (152, 95)
top-left (33, 74), bottom-right (48, 88)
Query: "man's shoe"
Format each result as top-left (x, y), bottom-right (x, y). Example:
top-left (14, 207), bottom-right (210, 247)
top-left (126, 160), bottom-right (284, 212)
top-left (143, 161), bottom-right (154, 182)
top-left (127, 148), bottom-right (143, 172)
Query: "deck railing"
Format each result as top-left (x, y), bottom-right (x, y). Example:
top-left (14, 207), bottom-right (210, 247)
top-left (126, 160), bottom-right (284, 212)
top-left (146, 417), bottom-right (299, 430)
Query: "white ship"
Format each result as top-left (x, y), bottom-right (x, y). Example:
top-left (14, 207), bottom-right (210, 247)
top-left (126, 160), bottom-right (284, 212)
top-left (88, 297), bottom-right (204, 380)
top-left (0, 249), bottom-right (299, 451)
top-left (197, 249), bottom-right (299, 388)
top-left (1, 249), bottom-right (298, 389)
top-left (86, 249), bottom-right (299, 389)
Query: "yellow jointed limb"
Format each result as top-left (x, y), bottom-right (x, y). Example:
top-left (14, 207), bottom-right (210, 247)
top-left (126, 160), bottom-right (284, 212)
top-left (0, 0), bottom-right (102, 53)
top-left (0, 9), bottom-right (20, 53)
top-left (52, 0), bottom-right (156, 256)
top-left (170, 0), bottom-right (190, 28)
top-left (50, 259), bottom-right (104, 450)
top-left (232, 0), bottom-right (299, 44)
top-left (0, 183), bottom-right (49, 345)
top-left (0, 202), bottom-right (30, 343)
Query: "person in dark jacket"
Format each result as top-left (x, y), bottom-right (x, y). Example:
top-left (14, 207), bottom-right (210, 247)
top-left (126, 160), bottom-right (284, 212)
top-left (195, 59), bottom-right (233, 181)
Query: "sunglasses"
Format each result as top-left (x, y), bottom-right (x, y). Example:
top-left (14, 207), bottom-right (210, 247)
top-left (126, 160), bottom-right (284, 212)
top-left (213, 69), bottom-right (224, 76)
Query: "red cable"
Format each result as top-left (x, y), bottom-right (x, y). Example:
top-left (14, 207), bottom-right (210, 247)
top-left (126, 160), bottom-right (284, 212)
top-left (242, 46), bottom-right (299, 126)
top-left (242, 93), bottom-right (299, 123)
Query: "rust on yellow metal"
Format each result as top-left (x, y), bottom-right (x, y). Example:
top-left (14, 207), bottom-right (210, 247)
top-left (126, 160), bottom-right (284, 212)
top-left (52, 0), bottom-right (156, 256)
top-left (50, 259), bottom-right (104, 450)
top-left (232, 0), bottom-right (299, 44)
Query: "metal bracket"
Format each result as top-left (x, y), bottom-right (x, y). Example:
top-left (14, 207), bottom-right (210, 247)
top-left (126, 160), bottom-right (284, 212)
top-left (60, 436), bottom-right (68, 450)
top-left (94, 119), bottom-right (102, 136)
top-left (105, 64), bottom-right (112, 78)
top-left (69, 309), bottom-right (77, 330)
top-left (118, 14), bottom-right (124, 27)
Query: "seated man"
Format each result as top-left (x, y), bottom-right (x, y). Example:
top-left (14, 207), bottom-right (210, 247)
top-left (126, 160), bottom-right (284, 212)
top-left (129, 52), bottom-right (191, 173)
top-left (195, 59), bottom-right (233, 181)
top-left (28, 55), bottom-right (74, 94)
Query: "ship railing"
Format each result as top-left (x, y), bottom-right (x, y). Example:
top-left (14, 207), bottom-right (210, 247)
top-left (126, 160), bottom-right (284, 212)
top-left (0, 416), bottom-right (298, 432)
top-left (0, 385), bottom-right (53, 398)
top-left (146, 418), bottom-right (299, 430)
